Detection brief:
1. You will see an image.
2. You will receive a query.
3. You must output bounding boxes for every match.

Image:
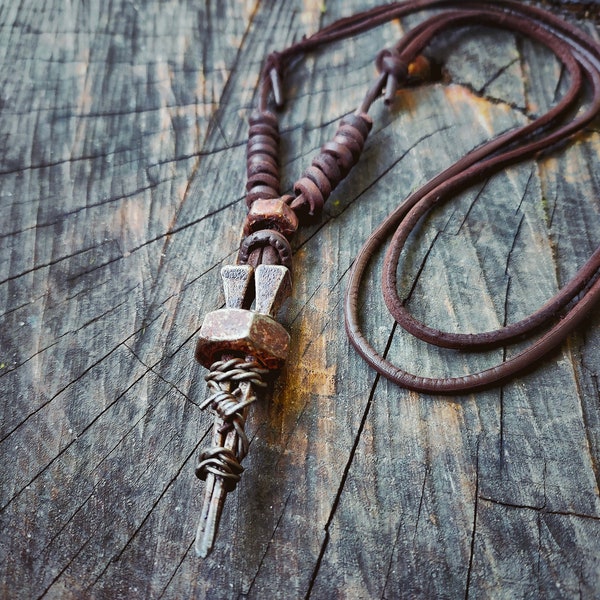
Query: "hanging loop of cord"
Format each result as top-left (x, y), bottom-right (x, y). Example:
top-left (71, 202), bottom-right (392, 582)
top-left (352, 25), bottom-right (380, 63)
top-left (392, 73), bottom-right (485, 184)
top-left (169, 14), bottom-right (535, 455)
top-left (252, 0), bottom-right (600, 394)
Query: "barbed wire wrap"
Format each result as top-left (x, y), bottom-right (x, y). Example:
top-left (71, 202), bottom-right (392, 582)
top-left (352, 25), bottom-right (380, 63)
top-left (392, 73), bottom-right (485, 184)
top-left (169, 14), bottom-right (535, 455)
top-left (195, 358), bottom-right (269, 492)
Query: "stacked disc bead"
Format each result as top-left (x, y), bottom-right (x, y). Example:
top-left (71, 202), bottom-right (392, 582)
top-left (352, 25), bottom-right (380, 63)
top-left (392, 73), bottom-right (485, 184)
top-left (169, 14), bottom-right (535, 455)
top-left (291, 112), bottom-right (373, 217)
top-left (246, 110), bottom-right (282, 206)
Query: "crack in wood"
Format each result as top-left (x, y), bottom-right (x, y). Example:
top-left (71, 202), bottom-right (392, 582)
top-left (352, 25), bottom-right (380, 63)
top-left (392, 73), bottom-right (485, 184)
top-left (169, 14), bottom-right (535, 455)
top-left (0, 292), bottom-right (135, 380)
top-left (242, 491), bottom-right (294, 598)
top-left (305, 323), bottom-right (398, 598)
top-left (88, 437), bottom-right (204, 590)
top-left (2, 1), bottom-right (599, 597)
top-left (464, 438), bottom-right (480, 600)
top-left (0, 179), bottom-right (171, 241)
top-left (125, 343), bottom-right (198, 407)
top-left (0, 358), bottom-right (151, 511)
top-left (478, 495), bottom-right (600, 520)
top-left (480, 57), bottom-right (520, 97)
top-left (35, 533), bottom-right (95, 600)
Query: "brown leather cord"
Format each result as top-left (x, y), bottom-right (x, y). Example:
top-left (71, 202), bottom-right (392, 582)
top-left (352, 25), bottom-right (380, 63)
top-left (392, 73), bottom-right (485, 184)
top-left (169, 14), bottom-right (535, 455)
top-left (251, 1), bottom-right (600, 394)
top-left (193, 1), bottom-right (600, 558)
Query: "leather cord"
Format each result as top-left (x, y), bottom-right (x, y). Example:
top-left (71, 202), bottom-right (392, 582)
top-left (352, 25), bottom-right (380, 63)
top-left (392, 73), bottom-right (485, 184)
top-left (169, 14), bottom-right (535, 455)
top-left (254, 0), bottom-right (600, 393)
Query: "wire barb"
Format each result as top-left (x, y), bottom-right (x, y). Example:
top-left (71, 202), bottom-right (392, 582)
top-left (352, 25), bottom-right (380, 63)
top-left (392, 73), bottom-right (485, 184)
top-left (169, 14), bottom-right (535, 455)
top-left (194, 358), bottom-right (268, 557)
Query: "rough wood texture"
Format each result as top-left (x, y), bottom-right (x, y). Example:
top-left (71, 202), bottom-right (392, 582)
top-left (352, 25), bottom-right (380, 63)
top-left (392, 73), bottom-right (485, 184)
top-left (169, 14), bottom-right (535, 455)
top-left (1, 1), bottom-right (600, 598)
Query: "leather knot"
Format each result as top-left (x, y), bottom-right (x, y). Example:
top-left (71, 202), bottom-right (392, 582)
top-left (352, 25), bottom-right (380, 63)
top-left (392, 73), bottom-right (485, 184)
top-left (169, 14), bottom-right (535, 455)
top-left (265, 50), bottom-right (283, 76)
top-left (376, 48), bottom-right (408, 82)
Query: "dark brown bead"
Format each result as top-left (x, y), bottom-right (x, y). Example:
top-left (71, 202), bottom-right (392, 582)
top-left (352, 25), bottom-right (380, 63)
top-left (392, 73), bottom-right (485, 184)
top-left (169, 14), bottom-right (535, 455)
top-left (246, 159), bottom-right (279, 178)
top-left (249, 123), bottom-right (279, 138)
top-left (249, 110), bottom-right (278, 129)
top-left (340, 112), bottom-right (373, 138)
top-left (247, 139), bottom-right (279, 160)
top-left (288, 112), bottom-right (373, 220)
top-left (312, 153), bottom-right (341, 186)
top-left (246, 172), bottom-right (281, 192)
top-left (322, 141), bottom-right (355, 174)
top-left (336, 123), bottom-right (366, 149)
top-left (246, 186), bottom-right (280, 206)
top-left (293, 177), bottom-right (324, 216)
top-left (333, 132), bottom-right (362, 160)
top-left (302, 165), bottom-right (332, 199)
top-left (247, 134), bottom-right (279, 149)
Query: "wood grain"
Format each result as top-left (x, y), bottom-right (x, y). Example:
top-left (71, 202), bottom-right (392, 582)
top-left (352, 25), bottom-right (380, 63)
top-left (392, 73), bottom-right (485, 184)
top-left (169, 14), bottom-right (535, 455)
top-left (1, 1), bottom-right (599, 598)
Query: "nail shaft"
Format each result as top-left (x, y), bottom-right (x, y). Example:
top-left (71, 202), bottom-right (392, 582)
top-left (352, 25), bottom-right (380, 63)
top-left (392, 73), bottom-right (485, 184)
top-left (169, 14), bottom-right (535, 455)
top-left (194, 382), bottom-right (252, 558)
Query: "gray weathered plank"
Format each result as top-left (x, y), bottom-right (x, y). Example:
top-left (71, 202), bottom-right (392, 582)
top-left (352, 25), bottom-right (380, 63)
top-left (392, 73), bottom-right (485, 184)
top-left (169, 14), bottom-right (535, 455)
top-left (0, 1), bottom-right (599, 599)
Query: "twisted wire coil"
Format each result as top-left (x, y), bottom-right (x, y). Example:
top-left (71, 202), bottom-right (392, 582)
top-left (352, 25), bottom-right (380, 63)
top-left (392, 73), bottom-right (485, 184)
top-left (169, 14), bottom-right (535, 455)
top-left (195, 358), bottom-right (268, 491)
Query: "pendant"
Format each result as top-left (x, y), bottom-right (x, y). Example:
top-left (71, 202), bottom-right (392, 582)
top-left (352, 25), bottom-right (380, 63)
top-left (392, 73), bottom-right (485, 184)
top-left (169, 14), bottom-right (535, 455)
top-left (193, 262), bottom-right (292, 557)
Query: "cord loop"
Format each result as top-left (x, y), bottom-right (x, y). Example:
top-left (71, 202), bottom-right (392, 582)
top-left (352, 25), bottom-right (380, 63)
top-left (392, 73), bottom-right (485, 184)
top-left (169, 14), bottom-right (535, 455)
top-left (247, 0), bottom-right (600, 392)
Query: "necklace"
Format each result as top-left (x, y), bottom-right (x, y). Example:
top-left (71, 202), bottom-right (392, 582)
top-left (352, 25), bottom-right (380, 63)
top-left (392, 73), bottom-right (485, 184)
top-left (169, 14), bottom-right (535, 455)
top-left (191, 0), bottom-right (600, 557)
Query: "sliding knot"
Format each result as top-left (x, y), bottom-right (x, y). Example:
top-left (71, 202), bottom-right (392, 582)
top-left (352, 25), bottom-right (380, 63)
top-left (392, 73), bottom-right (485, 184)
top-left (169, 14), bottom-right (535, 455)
top-left (376, 48), bottom-right (408, 81)
top-left (376, 48), bottom-right (408, 105)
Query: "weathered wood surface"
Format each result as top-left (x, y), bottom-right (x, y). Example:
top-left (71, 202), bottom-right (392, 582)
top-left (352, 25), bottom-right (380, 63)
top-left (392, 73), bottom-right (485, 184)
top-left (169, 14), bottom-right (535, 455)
top-left (1, 1), bottom-right (600, 598)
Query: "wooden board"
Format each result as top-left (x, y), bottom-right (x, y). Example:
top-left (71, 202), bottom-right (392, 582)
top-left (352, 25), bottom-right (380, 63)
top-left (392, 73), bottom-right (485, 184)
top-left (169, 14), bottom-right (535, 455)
top-left (1, 1), bottom-right (599, 598)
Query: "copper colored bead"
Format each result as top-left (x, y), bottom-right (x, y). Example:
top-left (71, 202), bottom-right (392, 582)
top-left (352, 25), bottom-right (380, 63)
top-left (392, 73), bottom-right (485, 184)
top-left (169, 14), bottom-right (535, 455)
top-left (243, 197), bottom-right (299, 237)
top-left (195, 308), bottom-right (290, 370)
top-left (408, 54), bottom-right (432, 81)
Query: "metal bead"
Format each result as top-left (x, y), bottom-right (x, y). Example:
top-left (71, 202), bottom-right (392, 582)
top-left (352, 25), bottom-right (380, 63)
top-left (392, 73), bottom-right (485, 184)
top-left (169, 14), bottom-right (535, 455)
top-left (195, 308), bottom-right (290, 370)
top-left (237, 229), bottom-right (293, 269)
top-left (243, 197), bottom-right (298, 237)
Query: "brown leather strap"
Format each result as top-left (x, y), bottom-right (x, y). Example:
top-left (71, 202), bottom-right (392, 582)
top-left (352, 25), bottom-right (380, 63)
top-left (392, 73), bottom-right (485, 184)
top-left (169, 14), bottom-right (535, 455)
top-left (252, 1), bottom-right (600, 393)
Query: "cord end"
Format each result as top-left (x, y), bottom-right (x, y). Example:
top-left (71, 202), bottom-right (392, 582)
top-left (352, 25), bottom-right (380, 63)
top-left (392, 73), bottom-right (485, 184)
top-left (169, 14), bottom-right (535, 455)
top-left (383, 74), bottom-right (399, 105)
top-left (269, 68), bottom-right (285, 108)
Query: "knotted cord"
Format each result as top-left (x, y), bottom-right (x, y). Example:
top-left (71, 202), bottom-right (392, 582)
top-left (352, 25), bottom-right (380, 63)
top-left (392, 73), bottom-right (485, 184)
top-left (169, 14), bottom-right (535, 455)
top-left (192, 0), bottom-right (600, 559)
top-left (251, 0), bottom-right (600, 393)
